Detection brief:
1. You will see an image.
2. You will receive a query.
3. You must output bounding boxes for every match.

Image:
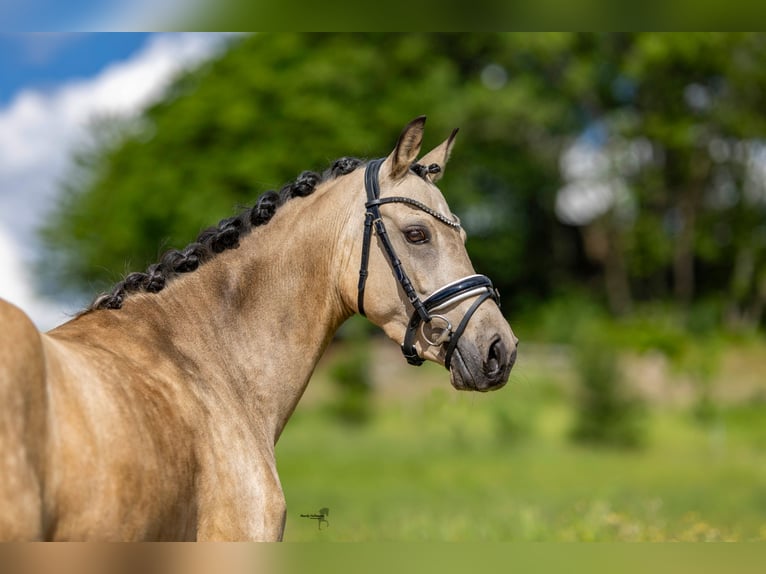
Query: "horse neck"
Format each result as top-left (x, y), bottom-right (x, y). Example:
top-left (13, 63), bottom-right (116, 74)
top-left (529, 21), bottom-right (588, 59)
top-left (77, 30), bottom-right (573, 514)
top-left (70, 178), bottom-right (356, 444)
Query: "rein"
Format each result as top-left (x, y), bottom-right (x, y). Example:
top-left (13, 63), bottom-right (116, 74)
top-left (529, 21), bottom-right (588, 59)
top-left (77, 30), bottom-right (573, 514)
top-left (357, 158), bottom-right (500, 369)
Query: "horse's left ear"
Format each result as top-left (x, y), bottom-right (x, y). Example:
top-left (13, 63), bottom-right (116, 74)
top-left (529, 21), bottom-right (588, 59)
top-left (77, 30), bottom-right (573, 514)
top-left (417, 128), bottom-right (459, 183)
top-left (383, 116), bottom-right (426, 181)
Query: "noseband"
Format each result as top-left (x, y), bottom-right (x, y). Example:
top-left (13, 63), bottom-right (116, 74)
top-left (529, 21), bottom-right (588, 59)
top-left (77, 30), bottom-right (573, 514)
top-left (357, 158), bottom-right (500, 369)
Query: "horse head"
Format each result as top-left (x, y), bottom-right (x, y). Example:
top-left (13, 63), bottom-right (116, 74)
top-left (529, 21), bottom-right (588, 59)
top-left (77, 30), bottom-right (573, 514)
top-left (341, 117), bottom-right (518, 391)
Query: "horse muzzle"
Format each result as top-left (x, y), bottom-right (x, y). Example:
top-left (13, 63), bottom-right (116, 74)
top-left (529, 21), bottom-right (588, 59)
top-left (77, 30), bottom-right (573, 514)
top-left (395, 273), bottom-right (517, 391)
top-left (449, 334), bottom-right (517, 392)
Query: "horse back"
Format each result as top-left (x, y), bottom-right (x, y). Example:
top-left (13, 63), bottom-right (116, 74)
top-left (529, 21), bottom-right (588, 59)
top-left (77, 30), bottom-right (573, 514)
top-left (0, 299), bottom-right (48, 540)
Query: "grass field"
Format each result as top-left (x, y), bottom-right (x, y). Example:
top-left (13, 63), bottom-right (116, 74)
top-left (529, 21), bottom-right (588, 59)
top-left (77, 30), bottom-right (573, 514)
top-left (276, 339), bottom-right (766, 541)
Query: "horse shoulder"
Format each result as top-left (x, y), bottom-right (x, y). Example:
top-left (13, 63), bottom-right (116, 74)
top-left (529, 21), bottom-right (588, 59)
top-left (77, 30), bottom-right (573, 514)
top-left (39, 318), bottom-right (203, 540)
top-left (0, 298), bottom-right (48, 456)
top-left (0, 299), bottom-right (48, 540)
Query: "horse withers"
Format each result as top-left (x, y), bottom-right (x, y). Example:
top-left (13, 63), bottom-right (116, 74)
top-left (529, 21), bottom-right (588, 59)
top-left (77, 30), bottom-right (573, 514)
top-left (0, 117), bottom-right (518, 540)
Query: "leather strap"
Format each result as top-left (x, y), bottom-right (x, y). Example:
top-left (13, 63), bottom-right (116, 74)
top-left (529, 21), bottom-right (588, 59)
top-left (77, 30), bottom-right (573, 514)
top-left (400, 274), bottom-right (499, 366)
top-left (443, 290), bottom-right (495, 370)
top-left (356, 158), bottom-right (500, 369)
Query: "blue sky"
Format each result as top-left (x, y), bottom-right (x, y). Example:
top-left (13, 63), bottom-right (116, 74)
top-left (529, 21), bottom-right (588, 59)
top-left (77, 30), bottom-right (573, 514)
top-left (0, 33), bottom-right (235, 329)
top-left (0, 33), bottom-right (151, 104)
top-left (0, 0), bottom-right (110, 31)
top-left (0, 0), bottom-right (195, 31)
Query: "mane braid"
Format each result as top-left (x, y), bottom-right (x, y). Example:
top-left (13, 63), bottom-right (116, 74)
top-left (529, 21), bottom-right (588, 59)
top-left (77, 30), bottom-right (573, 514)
top-left (89, 157), bottom-right (365, 311)
top-left (410, 162), bottom-right (441, 179)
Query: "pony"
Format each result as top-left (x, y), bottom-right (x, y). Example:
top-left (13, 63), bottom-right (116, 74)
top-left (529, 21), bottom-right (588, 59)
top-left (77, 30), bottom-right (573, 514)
top-left (0, 117), bottom-right (518, 540)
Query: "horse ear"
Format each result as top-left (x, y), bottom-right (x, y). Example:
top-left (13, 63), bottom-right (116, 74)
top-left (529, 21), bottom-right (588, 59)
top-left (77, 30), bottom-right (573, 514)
top-left (417, 127), bottom-right (459, 183)
top-left (382, 116), bottom-right (426, 181)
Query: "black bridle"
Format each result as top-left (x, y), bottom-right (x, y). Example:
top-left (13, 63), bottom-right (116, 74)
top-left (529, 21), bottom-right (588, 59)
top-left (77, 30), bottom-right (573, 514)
top-left (357, 158), bottom-right (500, 369)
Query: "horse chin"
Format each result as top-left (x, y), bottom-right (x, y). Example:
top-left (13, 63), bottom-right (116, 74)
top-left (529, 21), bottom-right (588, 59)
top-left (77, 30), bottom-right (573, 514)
top-left (448, 348), bottom-right (481, 392)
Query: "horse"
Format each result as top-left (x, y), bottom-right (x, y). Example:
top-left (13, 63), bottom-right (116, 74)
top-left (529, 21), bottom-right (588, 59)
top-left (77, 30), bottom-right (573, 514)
top-left (0, 116), bottom-right (518, 541)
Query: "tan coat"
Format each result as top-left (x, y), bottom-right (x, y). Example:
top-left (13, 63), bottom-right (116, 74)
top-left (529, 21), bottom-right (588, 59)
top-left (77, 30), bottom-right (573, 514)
top-left (0, 118), bottom-right (517, 540)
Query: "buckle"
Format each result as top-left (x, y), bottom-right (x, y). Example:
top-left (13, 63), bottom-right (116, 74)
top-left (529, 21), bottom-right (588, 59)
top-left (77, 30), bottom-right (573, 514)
top-left (401, 345), bottom-right (425, 366)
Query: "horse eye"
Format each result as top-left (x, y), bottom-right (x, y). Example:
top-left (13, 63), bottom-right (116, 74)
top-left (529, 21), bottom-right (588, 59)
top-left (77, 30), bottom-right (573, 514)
top-left (404, 227), bottom-right (429, 244)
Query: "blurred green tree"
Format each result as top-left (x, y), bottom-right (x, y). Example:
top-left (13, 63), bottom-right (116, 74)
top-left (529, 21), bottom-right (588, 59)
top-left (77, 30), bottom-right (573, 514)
top-left (39, 33), bottom-right (583, 307)
top-left (40, 33), bottom-right (766, 332)
top-left (570, 325), bottom-right (647, 449)
top-left (560, 33), bottom-right (766, 328)
top-left (327, 316), bottom-right (374, 425)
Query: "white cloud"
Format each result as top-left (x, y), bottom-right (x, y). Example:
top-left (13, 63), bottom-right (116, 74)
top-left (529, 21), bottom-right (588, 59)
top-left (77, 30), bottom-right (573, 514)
top-left (0, 226), bottom-right (69, 331)
top-left (0, 33), bottom-right (237, 331)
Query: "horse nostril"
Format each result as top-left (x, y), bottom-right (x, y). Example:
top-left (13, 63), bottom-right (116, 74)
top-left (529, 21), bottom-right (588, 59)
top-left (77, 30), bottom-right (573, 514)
top-left (484, 338), bottom-right (507, 380)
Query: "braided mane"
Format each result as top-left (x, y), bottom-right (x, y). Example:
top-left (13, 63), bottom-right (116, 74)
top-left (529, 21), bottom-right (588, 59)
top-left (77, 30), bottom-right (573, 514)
top-left (89, 157), bottom-right (365, 311)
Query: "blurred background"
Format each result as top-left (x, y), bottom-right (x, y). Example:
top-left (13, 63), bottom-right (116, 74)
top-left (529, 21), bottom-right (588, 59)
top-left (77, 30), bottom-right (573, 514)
top-left (1, 33), bottom-right (765, 541)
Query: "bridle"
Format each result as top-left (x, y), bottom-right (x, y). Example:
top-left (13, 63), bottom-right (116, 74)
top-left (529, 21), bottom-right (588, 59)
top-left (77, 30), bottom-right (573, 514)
top-left (357, 158), bottom-right (500, 369)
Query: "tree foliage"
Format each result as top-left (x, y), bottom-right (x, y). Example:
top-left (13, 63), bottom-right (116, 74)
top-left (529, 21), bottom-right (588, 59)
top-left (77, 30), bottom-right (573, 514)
top-left (42, 34), bottom-right (766, 330)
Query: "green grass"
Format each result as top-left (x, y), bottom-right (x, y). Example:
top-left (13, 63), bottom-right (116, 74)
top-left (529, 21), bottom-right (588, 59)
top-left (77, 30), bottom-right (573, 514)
top-left (276, 371), bottom-right (766, 541)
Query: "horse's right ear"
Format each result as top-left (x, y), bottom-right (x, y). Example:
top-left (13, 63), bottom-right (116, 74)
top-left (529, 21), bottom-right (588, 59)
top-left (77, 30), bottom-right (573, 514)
top-left (382, 116), bottom-right (426, 181)
top-left (417, 127), bottom-right (459, 183)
